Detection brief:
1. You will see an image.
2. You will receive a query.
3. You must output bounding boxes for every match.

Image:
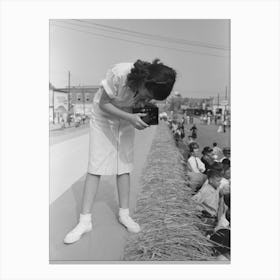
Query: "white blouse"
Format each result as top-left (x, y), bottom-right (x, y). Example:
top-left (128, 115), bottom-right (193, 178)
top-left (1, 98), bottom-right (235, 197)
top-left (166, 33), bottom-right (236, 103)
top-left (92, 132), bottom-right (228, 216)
top-left (188, 156), bottom-right (206, 173)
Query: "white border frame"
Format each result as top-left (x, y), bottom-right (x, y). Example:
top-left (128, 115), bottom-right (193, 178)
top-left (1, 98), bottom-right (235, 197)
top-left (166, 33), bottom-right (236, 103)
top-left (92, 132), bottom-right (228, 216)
top-left (1, 0), bottom-right (280, 280)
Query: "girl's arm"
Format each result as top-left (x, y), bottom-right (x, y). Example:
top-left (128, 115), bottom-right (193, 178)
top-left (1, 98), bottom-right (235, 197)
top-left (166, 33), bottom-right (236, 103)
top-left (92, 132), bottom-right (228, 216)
top-left (99, 87), bottom-right (149, 130)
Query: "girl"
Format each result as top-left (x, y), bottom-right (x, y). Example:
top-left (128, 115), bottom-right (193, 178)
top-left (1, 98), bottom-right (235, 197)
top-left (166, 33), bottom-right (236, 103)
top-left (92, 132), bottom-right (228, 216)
top-left (187, 142), bottom-right (205, 174)
top-left (186, 142), bottom-right (207, 192)
top-left (64, 59), bottom-right (176, 244)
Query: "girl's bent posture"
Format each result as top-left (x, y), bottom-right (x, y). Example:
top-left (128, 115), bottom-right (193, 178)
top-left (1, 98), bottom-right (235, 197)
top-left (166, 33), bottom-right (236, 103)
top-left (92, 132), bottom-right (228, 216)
top-left (64, 59), bottom-right (176, 244)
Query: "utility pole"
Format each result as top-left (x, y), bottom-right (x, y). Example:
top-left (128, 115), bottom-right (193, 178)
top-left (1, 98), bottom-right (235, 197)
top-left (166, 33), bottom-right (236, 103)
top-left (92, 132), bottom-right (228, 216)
top-left (68, 71), bottom-right (71, 112)
top-left (225, 86), bottom-right (228, 115)
top-left (52, 88), bottom-right (55, 124)
top-left (82, 86), bottom-right (85, 115)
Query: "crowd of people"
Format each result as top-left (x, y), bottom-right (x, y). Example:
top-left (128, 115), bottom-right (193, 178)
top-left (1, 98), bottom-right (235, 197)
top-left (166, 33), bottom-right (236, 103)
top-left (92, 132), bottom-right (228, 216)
top-left (167, 115), bottom-right (231, 261)
top-left (57, 114), bottom-right (89, 130)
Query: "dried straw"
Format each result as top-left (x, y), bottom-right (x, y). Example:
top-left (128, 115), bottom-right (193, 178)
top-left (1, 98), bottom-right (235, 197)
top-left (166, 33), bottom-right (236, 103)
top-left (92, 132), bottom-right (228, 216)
top-left (123, 122), bottom-right (216, 261)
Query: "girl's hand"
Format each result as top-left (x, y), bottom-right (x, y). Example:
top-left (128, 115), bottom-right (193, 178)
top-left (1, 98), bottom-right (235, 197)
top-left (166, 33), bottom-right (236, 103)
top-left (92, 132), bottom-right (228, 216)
top-left (129, 113), bottom-right (149, 130)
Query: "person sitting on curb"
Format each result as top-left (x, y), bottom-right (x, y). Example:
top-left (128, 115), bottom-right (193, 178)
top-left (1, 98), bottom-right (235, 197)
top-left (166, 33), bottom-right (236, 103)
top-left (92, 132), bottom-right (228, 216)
top-left (192, 169), bottom-right (223, 234)
top-left (219, 165), bottom-right (230, 196)
top-left (210, 193), bottom-right (231, 260)
top-left (212, 142), bottom-right (223, 161)
top-left (187, 142), bottom-right (205, 174)
top-left (186, 142), bottom-right (207, 192)
top-left (201, 146), bottom-right (215, 174)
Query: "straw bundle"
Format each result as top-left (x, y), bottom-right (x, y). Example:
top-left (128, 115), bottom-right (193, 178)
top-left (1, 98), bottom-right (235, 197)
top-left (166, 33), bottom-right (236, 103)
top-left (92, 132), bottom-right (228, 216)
top-left (124, 123), bottom-right (215, 261)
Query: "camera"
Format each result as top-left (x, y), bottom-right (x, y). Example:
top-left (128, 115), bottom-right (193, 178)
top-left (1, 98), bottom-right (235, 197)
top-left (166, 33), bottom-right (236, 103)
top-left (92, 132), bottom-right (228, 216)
top-left (132, 103), bottom-right (159, 125)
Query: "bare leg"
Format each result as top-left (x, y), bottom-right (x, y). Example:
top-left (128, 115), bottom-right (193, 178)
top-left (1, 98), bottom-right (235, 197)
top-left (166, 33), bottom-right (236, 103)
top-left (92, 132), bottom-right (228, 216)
top-left (81, 173), bottom-right (101, 214)
top-left (64, 173), bottom-right (100, 244)
top-left (116, 173), bottom-right (130, 209)
top-left (116, 173), bottom-right (140, 233)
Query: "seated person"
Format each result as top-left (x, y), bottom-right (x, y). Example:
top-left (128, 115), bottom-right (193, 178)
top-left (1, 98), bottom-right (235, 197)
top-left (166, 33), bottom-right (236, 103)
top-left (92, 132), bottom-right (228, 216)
top-left (212, 161), bottom-right (224, 172)
top-left (211, 193), bottom-right (231, 260)
top-left (220, 147), bottom-right (231, 162)
top-left (222, 157), bottom-right (230, 170)
top-left (186, 143), bottom-right (207, 192)
top-left (212, 142), bottom-right (223, 161)
top-left (201, 146), bottom-right (215, 174)
top-left (192, 169), bottom-right (223, 232)
top-left (219, 165), bottom-right (230, 196)
top-left (197, 161), bottom-right (223, 190)
top-left (187, 142), bottom-right (205, 174)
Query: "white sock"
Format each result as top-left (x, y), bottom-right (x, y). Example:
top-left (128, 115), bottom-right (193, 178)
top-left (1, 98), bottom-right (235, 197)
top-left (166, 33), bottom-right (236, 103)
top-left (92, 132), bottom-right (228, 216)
top-left (119, 208), bottom-right (129, 217)
top-left (79, 213), bottom-right (92, 223)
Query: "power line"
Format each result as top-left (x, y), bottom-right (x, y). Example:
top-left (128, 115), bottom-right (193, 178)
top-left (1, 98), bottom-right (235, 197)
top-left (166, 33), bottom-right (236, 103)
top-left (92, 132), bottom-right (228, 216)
top-left (50, 22), bottom-right (229, 58)
top-left (73, 19), bottom-right (230, 51)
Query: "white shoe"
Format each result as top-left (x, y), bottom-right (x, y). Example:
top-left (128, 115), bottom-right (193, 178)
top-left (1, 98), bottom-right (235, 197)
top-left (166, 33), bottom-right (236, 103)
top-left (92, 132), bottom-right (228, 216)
top-left (119, 215), bottom-right (141, 233)
top-left (64, 214), bottom-right (92, 244)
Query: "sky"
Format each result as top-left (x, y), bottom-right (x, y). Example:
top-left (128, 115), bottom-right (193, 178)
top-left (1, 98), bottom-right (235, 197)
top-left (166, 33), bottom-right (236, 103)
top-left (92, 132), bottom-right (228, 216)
top-left (50, 19), bottom-right (230, 98)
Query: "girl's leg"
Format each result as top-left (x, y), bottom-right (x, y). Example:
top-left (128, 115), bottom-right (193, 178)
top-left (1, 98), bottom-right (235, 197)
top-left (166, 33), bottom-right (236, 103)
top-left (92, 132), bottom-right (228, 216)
top-left (64, 173), bottom-right (101, 244)
top-left (116, 173), bottom-right (140, 233)
top-left (81, 173), bottom-right (101, 214)
top-left (116, 173), bottom-right (130, 209)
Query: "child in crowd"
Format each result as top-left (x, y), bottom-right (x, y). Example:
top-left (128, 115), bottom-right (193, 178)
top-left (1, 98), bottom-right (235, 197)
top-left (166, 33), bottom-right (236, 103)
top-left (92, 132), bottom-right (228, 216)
top-left (212, 142), bottom-right (223, 161)
top-left (201, 146), bottom-right (215, 174)
top-left (193, 161), bottom-right (223, 192)
top-left (221, 158), bottom-right (230, 170)
top-left (220, 147), bottom-right (231, 162)
top-left (219, 165), bottom-right (230, 196)
top-left (186, 142), bottom-right (207, 192)
top-left (211, 193), bottom-right (231, 260)
top-left (64, 59), bottom-right (176, 244)
top-left (192, 169), bottom-right (222, 217)
top-left (187, 142), bottom-right (205, 174)
top-left (192, 169), bottom-right (223, 233)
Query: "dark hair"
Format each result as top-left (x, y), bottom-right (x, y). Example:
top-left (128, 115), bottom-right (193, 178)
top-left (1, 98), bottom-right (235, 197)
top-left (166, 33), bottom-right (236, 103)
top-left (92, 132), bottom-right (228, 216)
top-left (207, 169), bottom-right (222, 179)
top-left (202, 146), bottom-right (213, 155)
top-left (126, 59), bottom-right (177, 101)
top-left (189, 142), bottom-right (199, 153)
top-left (211, 162), bottom-right (224, 173)
top-left (222, 158), bottom-right (231, 169)
top-left (213, 142), bottom-right (217, 147)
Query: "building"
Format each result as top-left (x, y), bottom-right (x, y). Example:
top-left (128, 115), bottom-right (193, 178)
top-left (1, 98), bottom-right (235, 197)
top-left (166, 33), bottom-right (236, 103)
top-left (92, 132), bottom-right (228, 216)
top-left (212, 97), bottom-right (230, 116)
top-left (49, 84), bottom-right (100, 123)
